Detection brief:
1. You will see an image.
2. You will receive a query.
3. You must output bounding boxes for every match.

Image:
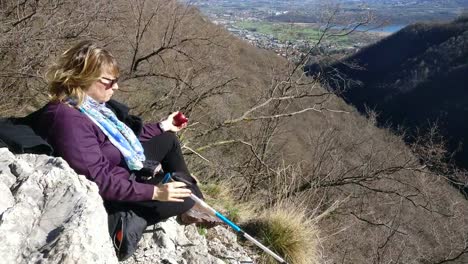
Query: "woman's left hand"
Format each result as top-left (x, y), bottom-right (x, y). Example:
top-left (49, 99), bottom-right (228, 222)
top-left (159, 112), bottom-right (188, 132)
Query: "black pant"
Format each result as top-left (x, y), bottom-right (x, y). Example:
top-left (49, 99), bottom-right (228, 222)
top-left (106, 132), bottom-right (202, 225)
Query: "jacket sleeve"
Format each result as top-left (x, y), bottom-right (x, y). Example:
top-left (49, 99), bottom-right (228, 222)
top-left (50, 111), bottom-right (154, 201)
top-left (138, 122), bottom-right (163, 142)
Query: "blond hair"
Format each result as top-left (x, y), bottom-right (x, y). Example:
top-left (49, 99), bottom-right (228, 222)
top-left (46, 41), bottom-right (119, 106)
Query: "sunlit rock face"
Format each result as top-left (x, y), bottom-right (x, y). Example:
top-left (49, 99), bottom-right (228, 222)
top-left (0, 148), bottom-right (254, 264)
top-left (122, 217), bottom-right (253, 264)
top-left (0, 148), bottom-right (117, 263)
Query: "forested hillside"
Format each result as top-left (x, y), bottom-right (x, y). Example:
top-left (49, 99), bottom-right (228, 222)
top-left (306, 17), bottom-right (468, 170)
top-left (2, 1), bottom-right (468, 263)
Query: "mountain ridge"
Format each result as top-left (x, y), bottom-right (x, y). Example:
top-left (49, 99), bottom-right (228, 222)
top-left (3, 1), bottom-right (468, 263)
top-left (306, 17), bottom-right (468, 168)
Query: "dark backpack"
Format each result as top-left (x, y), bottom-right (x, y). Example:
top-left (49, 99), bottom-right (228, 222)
top-left (106, 204), bottom-right (148, 261)
top-left (0, 117), bottom-right (53, 155)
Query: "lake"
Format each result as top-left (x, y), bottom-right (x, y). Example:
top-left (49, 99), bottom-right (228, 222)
top-left (364, 24), bottom-right (406, 33)
top-left (332, 24), bottom-right (406, 34)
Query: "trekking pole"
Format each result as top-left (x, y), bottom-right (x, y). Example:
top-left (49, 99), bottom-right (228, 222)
top-left (162, 173), bottom-right (289, 264)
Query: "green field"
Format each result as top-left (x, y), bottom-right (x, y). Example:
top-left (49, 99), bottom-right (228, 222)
top-left (235, 20), bottom-right (350, 45)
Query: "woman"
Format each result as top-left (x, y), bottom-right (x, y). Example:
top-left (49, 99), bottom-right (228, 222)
top-left (34, 41), bottom-right (210, 227)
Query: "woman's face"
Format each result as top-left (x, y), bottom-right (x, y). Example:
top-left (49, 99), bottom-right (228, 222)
top-left (86, 68), bottom-right (119, 103)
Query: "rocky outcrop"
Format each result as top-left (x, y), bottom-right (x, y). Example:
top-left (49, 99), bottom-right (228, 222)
top-left (0, 148), bottom-right (254, 263)
top-left (0, 148), bottom-right (117, 263)
top-left (124, 218), bottom-right (254, 264)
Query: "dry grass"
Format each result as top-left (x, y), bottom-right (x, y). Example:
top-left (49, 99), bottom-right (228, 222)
top-left (200, 182), bottom-right (253, 223)
top-left (4, 1), bottom-right (468, 263)
top-left (243, 203), bottom-right (321, 264)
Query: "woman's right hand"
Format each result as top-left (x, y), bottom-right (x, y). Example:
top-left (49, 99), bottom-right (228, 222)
top-left (152, 181), bottom-right (192, 202)
top-left (159, 112), bottom-right (188, 133)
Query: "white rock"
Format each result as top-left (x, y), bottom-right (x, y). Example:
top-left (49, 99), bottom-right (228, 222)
top-left (0, 182), bottom-right (14, 214)
top-left (0, 148), bottom-right (16, 188)
top-left (0, 149), bottom-right (255, 264)
top-left (124, 217), bottom-right (254, 264)
top-left (0, 150), bottom-right (117, 263)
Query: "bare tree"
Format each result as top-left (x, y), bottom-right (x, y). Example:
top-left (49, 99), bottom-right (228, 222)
top-left (3, 1), bottom-right (468, 263)
top-left (0, 0), bottom-right (116, 115)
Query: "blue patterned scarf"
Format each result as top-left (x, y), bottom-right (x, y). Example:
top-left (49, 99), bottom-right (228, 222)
top-left (74, 96), bottom-right (145, 170)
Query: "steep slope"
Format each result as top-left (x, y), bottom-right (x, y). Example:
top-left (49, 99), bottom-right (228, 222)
top-left (306, 17), bottom-right (468, 168)
top-left (3, 1), bottom-right (468, 263)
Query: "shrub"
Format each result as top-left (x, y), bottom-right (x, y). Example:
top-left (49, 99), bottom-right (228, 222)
top-left (242, 204), bottom-right (320, 264)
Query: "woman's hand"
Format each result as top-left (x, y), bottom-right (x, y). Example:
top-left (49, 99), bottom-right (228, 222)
top-left (159, 112), bottom-right (188, 132)
top-left (152, 181), bottom-right (192, 202)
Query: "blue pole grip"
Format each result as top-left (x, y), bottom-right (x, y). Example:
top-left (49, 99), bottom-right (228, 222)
top-left (162, 173), bottom-right (172, 184)
top-left (215, 212), bottom-right (241, 232)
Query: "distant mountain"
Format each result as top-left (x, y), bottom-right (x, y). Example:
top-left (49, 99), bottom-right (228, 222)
top-left (305, 16), bottom-right (468, 168)
top-left (4, 1), bottom-right (468, 262)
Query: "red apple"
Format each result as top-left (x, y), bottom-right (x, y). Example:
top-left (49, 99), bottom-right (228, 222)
top-left (173, 112), bottom-right (188, 127)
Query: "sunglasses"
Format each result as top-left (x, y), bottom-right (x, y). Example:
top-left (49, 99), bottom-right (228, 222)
top-left (99, 77), bottom-right (119, 90)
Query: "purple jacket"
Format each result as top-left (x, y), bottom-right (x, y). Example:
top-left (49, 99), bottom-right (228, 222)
top-left (34, 102), bottom-right (162, 201)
